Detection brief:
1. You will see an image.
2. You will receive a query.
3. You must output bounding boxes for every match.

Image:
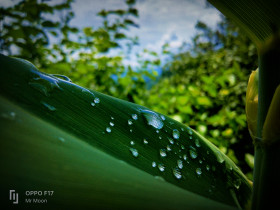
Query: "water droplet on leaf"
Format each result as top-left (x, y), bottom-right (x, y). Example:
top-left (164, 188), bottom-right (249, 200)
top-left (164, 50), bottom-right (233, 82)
top-left (58, 137), bottom-right (65, 142)
top-left (189, 149), bottom-right (197, 159)
top-left (173, 129), bottom-right (180, 139)
top-left (51, 74), bottom-right (72, 82)
top-left (130, 148), bottom-right (139, 157)
top-left (187, 127), bottom-right (193, 135)
top-left (132, 114), bottom-right (138, 120)
top-left (1, 111), bottom-right (16, 120)
top-left (177, 159), bottom-right (183, 169)
top-left (196, 168), bottom-right (202, 175)
top-left (10, 112), bottom-right (16, 118)
top-left (173, 167), bottom-right (182, 179)
top-left (94, 97), bottom-right (100, 104)
top-left (160, 149), bottom-right (167, 157)
top-left (158, 163), bottom-right (165, 172)
top-left (82, 89), bottom-right (95, 100)
top-left (41, 101), bottom-right (56, 111)
top-left (154, 176), bottom-right (165, 182)
top-left (29, 74), bottom-right (62, 96)
top-left (217, 151), bottom-right (225, 164)
top-left (166, 145), bottom-right (172, 151)
top-left (140, 109), bottom-right (164, 129)
top-left (195, 138), bottom-right (201, 147)
top-left (168, 137), bottom-right (174, 144)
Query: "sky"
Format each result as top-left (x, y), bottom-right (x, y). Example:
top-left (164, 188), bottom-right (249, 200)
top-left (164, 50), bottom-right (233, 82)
top-left (70, 0), bottom-right (222, 65)
top-left (1, 0), bottom-right (222, 66)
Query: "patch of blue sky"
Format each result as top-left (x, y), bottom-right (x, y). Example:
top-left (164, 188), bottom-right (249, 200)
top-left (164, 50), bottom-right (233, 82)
top-left (0, 0), bottom-right (222, 70)
top-left (70, 0), bottom-right (222, 66)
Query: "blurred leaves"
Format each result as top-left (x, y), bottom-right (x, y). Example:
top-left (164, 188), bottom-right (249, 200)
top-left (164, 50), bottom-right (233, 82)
top-left (0, 0), bottom-right (76, 66)
top-left (138, 17), bottom-right (257, 178)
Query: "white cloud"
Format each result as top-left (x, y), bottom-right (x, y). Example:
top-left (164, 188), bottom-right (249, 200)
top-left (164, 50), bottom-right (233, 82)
top-left (70, 0), bottom-right (222, 66)
top-left (131, 0), bottom-right (221, 48)
top-left (70, 0), bottom-right (221, 46)
top-left (0, 0), bottom-right (20, 7)
top-left (1, 0), bottom-right (222, 68)
top-left (145, 31), bottom-right (183, 53)
top-left (71, 0), bottom-right (127, 28)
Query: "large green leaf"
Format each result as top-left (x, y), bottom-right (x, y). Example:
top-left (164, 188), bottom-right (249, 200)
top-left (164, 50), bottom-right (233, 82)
top-left (208, 0), bottom-right (280, 46)
top-left (0, 54), bottom-right (251, 208)
top-left (0, 96), bottom-right (237, 209)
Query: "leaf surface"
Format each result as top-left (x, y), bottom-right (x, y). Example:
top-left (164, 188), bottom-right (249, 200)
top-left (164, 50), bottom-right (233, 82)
top-left (0, 54), bottom-right (251, 208)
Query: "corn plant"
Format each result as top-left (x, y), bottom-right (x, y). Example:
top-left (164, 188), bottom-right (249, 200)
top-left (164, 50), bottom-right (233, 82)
top-left (0, 0), bottom-right (279, 209)
top-left (209, 0), bottom-right (280, 209)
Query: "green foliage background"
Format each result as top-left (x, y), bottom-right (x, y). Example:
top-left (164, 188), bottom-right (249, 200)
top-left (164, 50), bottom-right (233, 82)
top-left (0, 0), bottom-right (257, 179)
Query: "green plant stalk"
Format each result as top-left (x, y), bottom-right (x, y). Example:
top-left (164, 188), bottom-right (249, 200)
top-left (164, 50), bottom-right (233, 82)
top-left (252, 33), bottom-right (280, 209)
